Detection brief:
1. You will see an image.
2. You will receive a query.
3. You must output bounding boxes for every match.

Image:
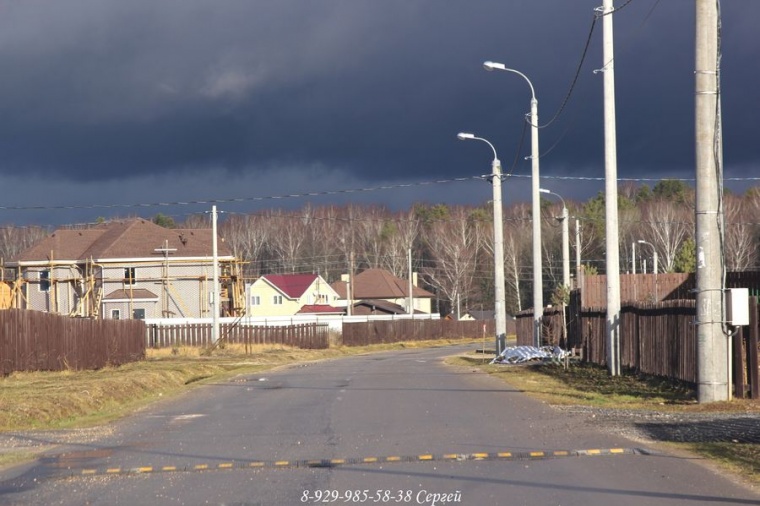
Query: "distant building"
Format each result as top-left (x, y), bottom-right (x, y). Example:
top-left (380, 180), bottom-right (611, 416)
top-left (330, 268), bottom-right (434, 314)
top-left (7, 219), bottom-right (235, 319)
top-left (246, 273), bottom-right (340, 317)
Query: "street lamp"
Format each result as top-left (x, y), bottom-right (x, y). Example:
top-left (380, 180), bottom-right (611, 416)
top-left (457, 132), bottom-right (507, 355)
top-left (484, 61), bottom-right (542, 347)
top-left (637, 240), bottom-right (659, 301)
top-left (637, 240), bottom-right (658, 274)
top-left (539, 188), bottom-right (570, 290)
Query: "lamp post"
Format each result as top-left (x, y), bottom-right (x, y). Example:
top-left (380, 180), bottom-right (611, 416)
top-left (484, 61), bottom-right (542, 347)
top-left (539, 188), bottom-right (570, 290)
top-left (637, 240), bottom-right (658, 275)
top-left (637, 240), bottom-right (658, 301)
top-left (457, 132), bottom-right (507, 354)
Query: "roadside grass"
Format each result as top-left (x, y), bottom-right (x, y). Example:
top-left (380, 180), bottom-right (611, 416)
top-left (0, 340), bottom-right (477, 433)
top-left (447, 354), bottom-right (760, 486)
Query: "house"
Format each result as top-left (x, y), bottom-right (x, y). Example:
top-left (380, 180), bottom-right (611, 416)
top-left (330, 268), bottom-right (434, 314)
top-left (462, 309), bottom-right (516, 335)
top-left (6, 219), bottom-right (237, 320)
top-left (246, 273), bottom-right (340, 317)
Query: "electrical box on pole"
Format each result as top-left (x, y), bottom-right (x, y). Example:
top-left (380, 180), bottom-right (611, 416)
top-left (726, 288), bottom-right (749, 327)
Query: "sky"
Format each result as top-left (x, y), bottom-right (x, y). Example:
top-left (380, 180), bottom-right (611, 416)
top-left (0, 0), bottom-right (758, 227)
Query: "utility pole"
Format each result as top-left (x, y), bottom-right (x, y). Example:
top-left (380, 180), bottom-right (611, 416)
top-left (695, 0), bottom-right (728, 402)
top-left (631, 242), bottom-right (636, 274)
top-left (575, 219), bottom-right (582, 289)
top-left (600, 0), bottom-right (621, 376)
top-left (211, 205), bottom-right (220, 344)
top-left (407, 247), bottom-right (414, 316)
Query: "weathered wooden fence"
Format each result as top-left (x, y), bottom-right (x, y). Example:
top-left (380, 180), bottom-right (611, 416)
top-left (517, 298), bottom-right (760, 398)
top-left (342, 319), bottom-right (495, 347)
top-left (148, 322), bottom-right (330, 349)
top-left (581, 271), bottom-right (760, 307)
top-left (0, 309), bottom-right (146, 375)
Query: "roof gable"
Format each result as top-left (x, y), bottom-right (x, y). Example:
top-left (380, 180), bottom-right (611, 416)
top-left (262, 274), bottom-right (319, 299)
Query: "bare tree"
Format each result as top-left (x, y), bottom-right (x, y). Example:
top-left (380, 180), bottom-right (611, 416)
top-left (219, 214), bottom-right (270, 277)
top-left (640, 199), bottom-right (692, 272)
top-left (355, 205), bottom-right (389, 269)
top-left (268, 209), bottom-right (310, 273)
top-left (0, 225), bottom-right (49, 264)
top-left (421, 206), bottom-right (479, 318)
top-left (723, 193), bottom-right (757, 271)
top-left (380, 209), bottom-right (420, 278)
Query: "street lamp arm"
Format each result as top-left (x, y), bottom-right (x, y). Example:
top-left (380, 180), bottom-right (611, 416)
top-left (457, 132), bottom-right (499, 162)
top-left (483, 61), bottom-right (537, 102)
top-left (539, 188), bottom-right (567, 212)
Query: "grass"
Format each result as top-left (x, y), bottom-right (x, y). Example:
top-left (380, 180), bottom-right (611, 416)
top-left (447, 353), bottom-right (760, 487)
top-left (0, 340), bottom-right (476, 433)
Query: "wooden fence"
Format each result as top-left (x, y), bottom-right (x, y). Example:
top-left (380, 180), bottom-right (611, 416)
top-left (342, 319), bottom-right (495, 347)
top-left (0, 309), bottom-right (146, 375)
top-left (148, 322), bottom-right (330, 349)
top-left (517, 299), bottom-right (760, 398)
top-left (581, 271), bottom-right (760, 307)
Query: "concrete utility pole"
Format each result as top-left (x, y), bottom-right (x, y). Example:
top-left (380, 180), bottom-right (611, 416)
top-left (600, 0), bottom-right (621, 376)
top-left (695, 0), bottom-right (728, 402)
top-left (631, 242), bottom-right (636, 274)
top-left (407, 247), bottom-right (414, 316)
top-left (456, 132), bottom-right (507, 353)
top-left (575, 219), bottom-right (582, 288)
top-left (211, 205), bottom-right (220, 344)
top-left (540, 188), bottom-right (570, 289)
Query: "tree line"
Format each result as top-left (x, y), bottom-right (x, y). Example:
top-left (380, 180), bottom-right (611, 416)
top-left (2, 180), bottom-right (759, 317)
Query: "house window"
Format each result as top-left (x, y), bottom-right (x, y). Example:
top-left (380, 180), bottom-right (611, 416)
top-left (133, 308), bottom-right (145, 320)
top-left (250, 295), bottom-right (261, 306)
top-left (111, 309), bottom-right (121, 320)
top-left (39, 270), bottom-right (50, 292)
top-left (124, 267), bottom-right (136, 285)
top-left (273, 295), bottom-right (283, 305)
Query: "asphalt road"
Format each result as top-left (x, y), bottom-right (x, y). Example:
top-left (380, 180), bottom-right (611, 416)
top-left (1, 345), bottom-right (759, 505)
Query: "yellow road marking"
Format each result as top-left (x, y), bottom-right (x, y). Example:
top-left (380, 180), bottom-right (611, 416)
top-left (58, 448), bottom-right (638, 478)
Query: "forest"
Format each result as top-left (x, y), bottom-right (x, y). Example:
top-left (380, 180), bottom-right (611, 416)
top-left (2, 180), bottom-right (759, 318)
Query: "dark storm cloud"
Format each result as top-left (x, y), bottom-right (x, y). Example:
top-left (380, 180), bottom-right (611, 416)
top-left (0, 0), bottom-right (757, 223)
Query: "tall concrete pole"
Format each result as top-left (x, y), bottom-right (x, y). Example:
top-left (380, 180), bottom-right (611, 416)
top-left (456, 132), bottom-right (506, 352)
top-left (483, 62), bottom-right (542, 347)
top-left (601, 0), bottom-right (621, 376)
top-left (632, 242), bottom-right (636, 274)
top-left (575, 218), bottom-right (582, 288)
top-left (530, 97), bottom-right (542, 347)
top-left (211, 205), bottom-right (220, 344)
top-left (695, 0), bottom-right (728, 402)
top-left (407, 247), bottom-right (414, 316)
top-left (492, 157), bottom-right (508, 351)
top-left (561, 206), bottom-right (570, 289)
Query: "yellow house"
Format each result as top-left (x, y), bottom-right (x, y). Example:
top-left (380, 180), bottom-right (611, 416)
top-left (247, 273), bottom-right (340, 317)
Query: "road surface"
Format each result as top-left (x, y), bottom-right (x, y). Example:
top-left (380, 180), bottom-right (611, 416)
top-left (1, 345), bottom-right (758, 505)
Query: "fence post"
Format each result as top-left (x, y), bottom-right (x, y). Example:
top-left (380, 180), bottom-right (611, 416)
top-left (749, 297), bottom-right (759, 399)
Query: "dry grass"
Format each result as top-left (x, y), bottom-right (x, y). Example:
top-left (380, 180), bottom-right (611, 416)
top-left (0, 340), bottom-right (478, 433)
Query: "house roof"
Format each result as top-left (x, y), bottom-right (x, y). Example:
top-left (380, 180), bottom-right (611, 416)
top-left (331, 268), bottom-right (433, 299)
top-left (262, 274), bottom-right (319, 299)
top-left (465, 310), bottom-right (496, 321)
top-left (9, 219), bottom-right (232, 264)
top-left (351, 299), bottom-right (408, 315)
top-left (297, 304), bottom-right (345, 315)
top-left (103, 288), bottom-right (159, 300)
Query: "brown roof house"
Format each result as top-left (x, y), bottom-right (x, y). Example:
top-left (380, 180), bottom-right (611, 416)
top-left (7, 219), bottom-right (235, 320)
top-left (330, 268), bottom-right (434, 315)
